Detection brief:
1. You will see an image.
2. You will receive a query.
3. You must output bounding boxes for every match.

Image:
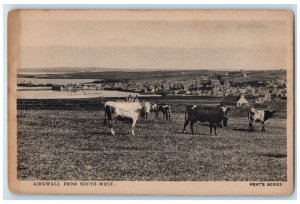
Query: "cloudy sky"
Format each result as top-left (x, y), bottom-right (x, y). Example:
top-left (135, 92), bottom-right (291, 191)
top-left (17, 10), bottom-right (292, 70)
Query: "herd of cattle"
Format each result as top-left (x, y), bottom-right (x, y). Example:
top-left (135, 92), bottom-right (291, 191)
top-left (103, 101), bottom-right (276, 136)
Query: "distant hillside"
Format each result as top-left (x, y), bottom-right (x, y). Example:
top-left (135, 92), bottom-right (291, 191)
top-left (17, 69), bottom-right (286, 82)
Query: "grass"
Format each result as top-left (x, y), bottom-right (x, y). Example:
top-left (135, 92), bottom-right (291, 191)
top-left (17, 109), bottom-right (287, 181)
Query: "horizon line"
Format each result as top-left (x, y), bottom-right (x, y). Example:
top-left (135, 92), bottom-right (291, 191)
top-left (18, 67), bottom-right (285, 72)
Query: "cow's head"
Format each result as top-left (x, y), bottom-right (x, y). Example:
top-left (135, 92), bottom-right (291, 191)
top-left (142, 102), bottom-right (151, 114)
top-left (220, 106), bottom-right (230, 127)
top-left (266, 109), bottom-right (276, 118)
top-left (186, 105), bottom-right (197, 112)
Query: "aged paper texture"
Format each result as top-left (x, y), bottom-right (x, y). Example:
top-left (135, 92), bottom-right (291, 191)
top-left (8, 10), bottom-right (294, 195)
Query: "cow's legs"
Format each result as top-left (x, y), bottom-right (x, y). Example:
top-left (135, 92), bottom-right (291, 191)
top-left (249, 119), bottom-right (254, 131)
top-left (214, 124), bottom-right (217, 135)
top-left (190, 121), bottom-right (195, 135)
top-left (108, 120), bottom-right (115, 136)
top-left (262, 122), bottom-right (265, 132)
top-left (210, 123), bottom-right (213, 135)
top-left (155, 111), bottom-right (159, 119)
top-left (141, 111), bottom-right (146, 120)
top-left (131, 118), bottom-right (138, 136)
top-left (249, 117), bottom-right (254, 131)
top-left (167, 112), bottom-right (171, 121)
top-left (183, 119), bottom-right (190, 133)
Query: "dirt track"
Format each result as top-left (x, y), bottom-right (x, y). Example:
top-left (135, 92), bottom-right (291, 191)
top-left (17, 109), bottom-right (287, 181)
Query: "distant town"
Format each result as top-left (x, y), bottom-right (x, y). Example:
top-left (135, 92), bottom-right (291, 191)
top-left (18, 69), bottom-right (287, 108)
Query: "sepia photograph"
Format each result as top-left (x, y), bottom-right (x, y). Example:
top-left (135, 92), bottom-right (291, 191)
top-left (8, 10), bottom-right (294, 195)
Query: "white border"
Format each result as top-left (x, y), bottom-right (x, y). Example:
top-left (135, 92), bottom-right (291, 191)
top-left (1, 1), bottom-right (298, 202)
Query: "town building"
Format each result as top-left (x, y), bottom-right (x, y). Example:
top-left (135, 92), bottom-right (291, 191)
top-left (220, 94), bottom-right (249, 107)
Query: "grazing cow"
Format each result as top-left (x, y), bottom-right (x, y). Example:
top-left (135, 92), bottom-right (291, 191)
top-left (151, 104), bottom-right (171, 120)
top-left (104, 101), bottom-right (151, 136)
top-left (183, 105), bottom-right (230, 135)
top-left (248, 108), bottom-right (276, 132)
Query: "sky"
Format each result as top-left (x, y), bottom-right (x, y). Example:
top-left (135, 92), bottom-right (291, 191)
top-left (16, 10), bottom-right (293, 70)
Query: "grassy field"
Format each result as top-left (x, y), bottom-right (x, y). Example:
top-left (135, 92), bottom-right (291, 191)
top-left (17, 108), bottom-right (287, 181)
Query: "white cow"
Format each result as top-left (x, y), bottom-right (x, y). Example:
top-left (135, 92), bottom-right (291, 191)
top-left (104, 101), bottom-right (151, 136)
top-left (248, 108), bottom-right (276, 132)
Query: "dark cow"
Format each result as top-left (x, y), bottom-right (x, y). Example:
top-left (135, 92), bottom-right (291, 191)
top-left (183, 105), bottom-right (230, 135)
top-left (248, 108), bottom-right (276, 132)
top-left (104, 101), bottom-right (151, 136)
top-left (151, 104), bottom-right (171, 120)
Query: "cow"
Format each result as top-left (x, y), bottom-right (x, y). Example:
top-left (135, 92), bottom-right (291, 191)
top-left (104, 101), bottom-right (151, 136)
top-left (183, 105), bottom-right (230, 135)
top-left (151, 104), bottom-right (171, 120)
top-left (248, 108), bottom-right (276, 132)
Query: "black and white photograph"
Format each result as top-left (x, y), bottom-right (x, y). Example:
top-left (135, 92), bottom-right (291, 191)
top-left (8, 10), bottom-right (294, 195)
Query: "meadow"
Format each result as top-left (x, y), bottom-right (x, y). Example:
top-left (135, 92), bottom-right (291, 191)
top-left (17, 107), bottom-right (287, 181)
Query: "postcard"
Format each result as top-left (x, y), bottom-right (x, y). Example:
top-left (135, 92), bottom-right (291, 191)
top-left (8, 10), bottom-right (294, 195)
